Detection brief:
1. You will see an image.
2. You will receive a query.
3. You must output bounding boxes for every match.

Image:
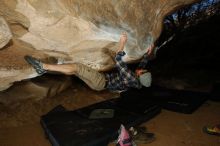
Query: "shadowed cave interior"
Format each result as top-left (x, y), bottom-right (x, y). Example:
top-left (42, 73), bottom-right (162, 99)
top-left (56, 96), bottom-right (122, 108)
top-left (0, 1), bottom-right (220, 146)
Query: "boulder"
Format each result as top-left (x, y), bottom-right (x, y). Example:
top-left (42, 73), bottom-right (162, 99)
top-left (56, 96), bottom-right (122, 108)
top-left (0, 75), bottom-right (72, 105)
top-left (0, 17), bottom-right (12, 49)
top-left (0, 0), bottom-right (198, 91)
top-left (0, 39), bottom-right (58, 91)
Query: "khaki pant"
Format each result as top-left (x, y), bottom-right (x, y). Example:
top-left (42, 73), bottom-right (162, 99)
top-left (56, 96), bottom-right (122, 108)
top-left (75, 63), bottom-right (106, 91)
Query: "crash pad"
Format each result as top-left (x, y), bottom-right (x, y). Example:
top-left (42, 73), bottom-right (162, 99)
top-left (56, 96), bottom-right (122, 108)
top-left (41, 98), bottom-right (161, 146)
top-left (120, 86), bottom-right (208, 114)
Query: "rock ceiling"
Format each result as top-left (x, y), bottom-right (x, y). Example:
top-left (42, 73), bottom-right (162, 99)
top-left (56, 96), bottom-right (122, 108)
top-left (0, 0), bottom-right (198, 91)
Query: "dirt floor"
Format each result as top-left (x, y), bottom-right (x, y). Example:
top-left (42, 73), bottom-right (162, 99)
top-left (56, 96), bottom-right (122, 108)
top-left (0, 83), bottom-right (219, 146)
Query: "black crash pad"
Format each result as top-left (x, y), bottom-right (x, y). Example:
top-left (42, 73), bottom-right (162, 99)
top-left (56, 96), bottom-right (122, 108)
top-left (120, 86), bottom-right (208, 114)
top-left (209, 82), bottom-right (220, 101)
top-left (41, 98), bottom-right (161, 146)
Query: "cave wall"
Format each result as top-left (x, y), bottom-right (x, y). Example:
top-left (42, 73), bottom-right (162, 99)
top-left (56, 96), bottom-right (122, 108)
top-left (0, 0), bottom-right (198, 91)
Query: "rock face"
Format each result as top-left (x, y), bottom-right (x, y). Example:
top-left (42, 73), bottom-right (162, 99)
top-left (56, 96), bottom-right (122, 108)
top-left (0, 75), bottom-right (72, 105)
top-left (0, 17), bottom-right (12, 49)
top-left (0, 0), bottom-right (198, 91)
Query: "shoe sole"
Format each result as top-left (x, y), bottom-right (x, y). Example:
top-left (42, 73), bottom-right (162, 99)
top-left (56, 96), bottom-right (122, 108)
top-left (24, 55), bottom-right (46, 75)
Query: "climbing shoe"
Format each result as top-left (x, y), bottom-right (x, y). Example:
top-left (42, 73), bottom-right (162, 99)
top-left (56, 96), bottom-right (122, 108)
top-left (24, 55), bottom-right (46, 75)
top-left (203, 124), bottom-right (220, 136)
top-left (129, 126), bottom-right (155, 144)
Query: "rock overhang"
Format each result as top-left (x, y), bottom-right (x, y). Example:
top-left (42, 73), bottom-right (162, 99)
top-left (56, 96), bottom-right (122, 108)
top-left (0, 0), bottom-right (199, 91)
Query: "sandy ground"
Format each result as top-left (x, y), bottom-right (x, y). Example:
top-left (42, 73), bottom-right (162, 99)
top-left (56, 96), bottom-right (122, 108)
top-left (0, 83), bottom-right (220, 146)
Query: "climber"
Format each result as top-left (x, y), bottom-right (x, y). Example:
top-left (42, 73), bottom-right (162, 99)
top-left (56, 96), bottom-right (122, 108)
top-left (24, 32), bottom-right (155, 92)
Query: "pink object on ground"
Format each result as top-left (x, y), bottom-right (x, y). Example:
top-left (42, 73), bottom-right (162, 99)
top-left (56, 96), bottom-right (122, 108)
top-left (117, 124), bottom-right (135, 146)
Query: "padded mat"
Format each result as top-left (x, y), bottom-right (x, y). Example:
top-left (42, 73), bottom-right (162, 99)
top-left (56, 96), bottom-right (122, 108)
top-left (120, 86), bottom-right (208, 114)
top-left (210, 82), bottom-right (220, 101)
top-left (41, 98), bottom-right (161, 146)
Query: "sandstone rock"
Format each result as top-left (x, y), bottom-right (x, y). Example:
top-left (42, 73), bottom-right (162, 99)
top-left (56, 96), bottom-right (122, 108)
top-left (0, 0), bottom-right (198, 91)
top-left (0, 39), bottom-right (57, 91)
top-left (0, 0), bottom-right (30, 29)
top-left (15, 0), bottom-right (198, 66)
top-left (0, 75), bottom-right (72, 105)
top-left (0, 17), bottom-right (12, 49)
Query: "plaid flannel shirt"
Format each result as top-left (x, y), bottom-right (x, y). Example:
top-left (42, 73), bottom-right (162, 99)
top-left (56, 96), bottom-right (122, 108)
top-left (105, 51), bottom-right (149, 91)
